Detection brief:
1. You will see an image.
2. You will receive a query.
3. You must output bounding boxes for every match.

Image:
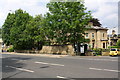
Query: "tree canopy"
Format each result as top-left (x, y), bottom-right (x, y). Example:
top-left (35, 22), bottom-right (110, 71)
top-left (117, 40), bottom-right (120, 47)
top-left (43, 1), bottom-right (92, 45)
top-left (2, 1), bottom-right (93, 50)
top-left (2, 12), bottom-right (15, 45)
top-left (2, 9), bottom-right (43, 50)
top-left (0, 28), bottom-right (1, 38)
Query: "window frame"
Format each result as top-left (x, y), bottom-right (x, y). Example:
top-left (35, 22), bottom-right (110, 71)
top-left (92, 33), bottom-right (94, 39)
top-left (85, 33), bottom-right (89, 38)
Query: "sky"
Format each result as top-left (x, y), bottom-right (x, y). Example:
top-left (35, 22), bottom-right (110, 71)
top-left (0, 0), bottom-right (119, 34)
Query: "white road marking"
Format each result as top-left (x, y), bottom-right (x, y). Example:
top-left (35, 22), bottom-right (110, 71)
top-left (57, 76), bottom-right (75, 80)
top-left (89, 67), bottom-right (120, 72)
top-left (89, 68), bottom-right (102, 71)
top-left (67, 57), bottom-right (118, 62)
top-left (35, 61), bottom-right (64, 66)
top-left (6, 66), bottom-right (34, 73)
top-left (57, 76), bottom-right (66, 79)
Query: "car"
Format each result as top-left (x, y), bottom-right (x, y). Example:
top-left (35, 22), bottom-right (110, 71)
top-left (109, 48), bottom-right (120, 56)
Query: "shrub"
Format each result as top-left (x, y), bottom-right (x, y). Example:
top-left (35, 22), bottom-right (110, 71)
top-left (93, 48), bottom-right (102, 55)
top-left (117, 40), bottom-right (120, 47)
top-left (108, 46), bottom-right (120, 48)
top-left (7, 47), bottom-right (14, 52)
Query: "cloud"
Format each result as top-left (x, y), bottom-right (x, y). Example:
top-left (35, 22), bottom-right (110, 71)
top-left (107, 27), bottom-right (118, 35)
top-left (85, 0), bottom-right (118, 29)
top-left (85, 0), bottom-right (99, 11)
top-left (0, 0), bottom-right (49, 27)
top-left (0, 0), bottom-right (119, 34)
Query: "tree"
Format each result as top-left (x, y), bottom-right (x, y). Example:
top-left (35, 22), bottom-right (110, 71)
top-left (117, 40), bottom-right (120, 47)
top-left (10, 9), bottom-right (33, 50)
top-left (2, 9), bottom-right (44, 50)
top-left (0, 28), bottom-right (1, 34)
top-left (43, 1), bottom-right (92, 45)
top-left (89, 18), bottom-right (101, 27)
top-left (2, 13), bottom-right (15, 45)
top-left (2, 9), bottom-right (33, 50)
top-left (0, 28), bottom-right (1, 38)
top-left (24, 15), bottom-right (44, 50)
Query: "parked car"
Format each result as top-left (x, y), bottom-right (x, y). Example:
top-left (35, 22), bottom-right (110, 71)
top-left (109, 48), bottom-right (120, 56)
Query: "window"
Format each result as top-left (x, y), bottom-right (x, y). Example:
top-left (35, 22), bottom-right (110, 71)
top-left (106, 43), bottom-right (107, 49)
top-left (92, 43), bottom-right (94, 48)
top-left (103, 33), bottom-right (104, 37)
top-left (117, 49), bottom-right (119, 51)
top-left (103, 43), bottom-right (105, 48)
top-left (110, 49), bottom-right (116, 51)
top-left (92, 33), bottom-right (94, 39)
top-left (85, 33), bottom-right (89, 38)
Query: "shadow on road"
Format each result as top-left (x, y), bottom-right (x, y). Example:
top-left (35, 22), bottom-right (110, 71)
top-left (2, 57), bottom-right (32, 78)
top-left (40, 66), bottom-right (50, 69)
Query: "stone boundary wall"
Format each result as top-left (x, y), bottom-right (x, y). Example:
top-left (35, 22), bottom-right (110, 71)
top-left (15, 45), bottom-right (75, 55)
top-left (102, 52), bottom-right (109, 56)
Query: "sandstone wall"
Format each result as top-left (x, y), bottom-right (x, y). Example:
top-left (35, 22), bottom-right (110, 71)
top-left (15, 45), bottom-right (75, 55)
top-left (39, 45), bottom-right (74, 55)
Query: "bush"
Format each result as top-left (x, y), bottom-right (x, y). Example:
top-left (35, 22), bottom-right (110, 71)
top-left (93, 48), bottom-right (102, 55)
top-left (117, 40), bottom-right (120, 47)
top-left (108, 46), bottom-right (120, 48)
top-left (7, 47), bottom-right (14, 52)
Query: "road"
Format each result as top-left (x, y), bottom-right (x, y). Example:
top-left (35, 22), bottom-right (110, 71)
top-left (1, 53), bottom-right (119, 79)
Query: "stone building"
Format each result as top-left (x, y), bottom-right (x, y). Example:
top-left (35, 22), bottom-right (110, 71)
top-left (85, 22), bottom-right (108, 49)
top-left (108, 30), bottom-right (120, 46)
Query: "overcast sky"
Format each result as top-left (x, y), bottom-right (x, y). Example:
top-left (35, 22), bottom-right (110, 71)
top-left (0, 0), bottom-right (119, 34)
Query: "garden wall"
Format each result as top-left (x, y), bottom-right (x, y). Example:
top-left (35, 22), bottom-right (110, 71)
top-left (15, 45), bottom-right (75, 55)
top-left (39, 45), bottom-right (74, 55)
top-left (102, 52), bottom-right (109, 56)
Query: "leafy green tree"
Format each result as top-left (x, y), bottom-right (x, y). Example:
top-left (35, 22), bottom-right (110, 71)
top-left (2, 9), bottom-right (33, 50)
top-left (24, 15), bottom-right (44, 50)
top-left (10, 9), bottom-right (33, 50)
top-left (117, 40), bottom-right (120, 47)
top-left (2, 9), bottom-right (44, 50)
top-left (43, 1), bottom-right (92, 45)
top-left (0, 28), bottom-right (1, 34)
top-left (2, 13), bottom-right (15, 45)
top-left (0, 28), bottom-right (1, 38)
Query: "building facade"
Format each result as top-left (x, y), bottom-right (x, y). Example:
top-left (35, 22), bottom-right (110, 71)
top-left (108, 30), bottom-right (120, 46)
top-left (85, 23), bottom-right (108, 49)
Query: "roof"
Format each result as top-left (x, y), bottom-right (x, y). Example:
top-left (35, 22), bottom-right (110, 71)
top-left (86, 26), bottom-right (108, 30)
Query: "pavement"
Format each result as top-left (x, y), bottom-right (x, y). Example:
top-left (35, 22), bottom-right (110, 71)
top-left (1, 52), bottom-right (119, 79)
top-left (2, 52), bottom-right (69, 58)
